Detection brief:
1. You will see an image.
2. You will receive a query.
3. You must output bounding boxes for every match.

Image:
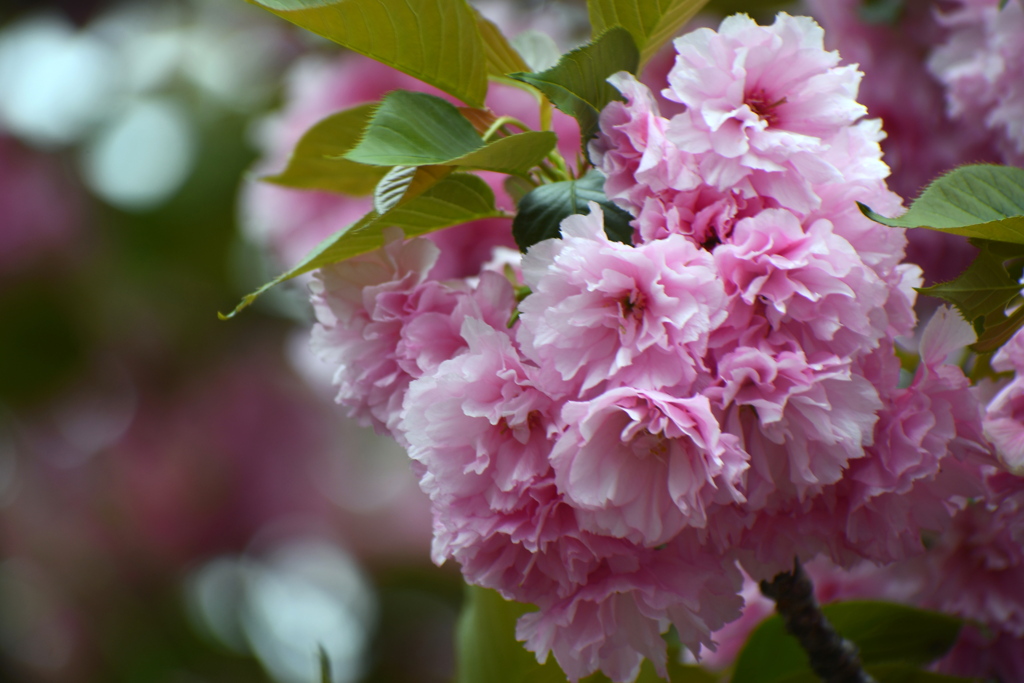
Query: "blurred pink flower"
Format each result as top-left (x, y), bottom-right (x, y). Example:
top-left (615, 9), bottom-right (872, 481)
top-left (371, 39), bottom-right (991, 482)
top-left (984, 326), bottom-right (1024, 473)
top-left (930, 0), bottom-right (1024, 166)
top-left (0, 135), bottom-right (85, 276)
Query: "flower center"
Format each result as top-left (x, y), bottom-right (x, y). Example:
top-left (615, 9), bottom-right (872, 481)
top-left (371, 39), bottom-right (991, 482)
top-left (632, 428), bottom-right (670, 461)
top-left (619, 289), bottom-right (647, 322)
top-left (745, 90), bottom-right (787, 126)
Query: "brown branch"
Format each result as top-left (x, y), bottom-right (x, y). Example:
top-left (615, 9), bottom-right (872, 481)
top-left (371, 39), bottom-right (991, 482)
top-left (759, 559), bottom-right (877, 683)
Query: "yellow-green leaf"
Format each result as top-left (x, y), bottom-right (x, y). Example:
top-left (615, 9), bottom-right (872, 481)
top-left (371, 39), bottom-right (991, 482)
top-left (247, 0), bottom-right (488, 106)
top-left (510, 27), bottom-right (639, 151)
top-left (859, 164), bottom-right (1024, 245)
top-left (220, 173), bottom-right (501, 319)
top-left (587, 0), bottom-right (711, 65)
top-left (262, 103), bottom-right (386, 195)
top-left (345, 90), bottom-right (556, 174)
top-left (475, 10), bottom-right (530, 77)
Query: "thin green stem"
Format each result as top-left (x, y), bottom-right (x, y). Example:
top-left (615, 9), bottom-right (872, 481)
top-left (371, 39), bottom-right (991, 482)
top-left (482, 116), bottom-right (532, 142)
top-left (540, 98), bottom-right (553, 132)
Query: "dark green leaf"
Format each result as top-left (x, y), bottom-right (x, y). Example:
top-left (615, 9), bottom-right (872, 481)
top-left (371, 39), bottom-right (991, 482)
top-left (587, 0), bottom-right (710, 65)
top-left (919, 240), bottom-right (1024, 353)
top-left (345, 91), bottom-right (557, 175)
top-left (857, 0), bottom-right (905, 25)
top-left (731, 601), bottom-right (963, 683)
top-left (221, 173), bottom-right (502, 319)
top-left (246, 0), bottom-right (488, 106)
top-left (262, 104), bottom-right (386, 195)
top-left (859, 164), bottom-right (1024, 244)
top-left (974, 304), bottom-right (1024, 354)
top-left (920, 240), bottom-right (1024, 323)
top-left (513, 169), bottom-right (634, 251)
top-left (510, 27), bottom-right (639, 150)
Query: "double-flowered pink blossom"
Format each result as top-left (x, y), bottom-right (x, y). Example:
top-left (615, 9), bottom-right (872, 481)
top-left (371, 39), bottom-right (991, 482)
top-left (306, 10), bottom-right (998, 682)
top-left (984, 327), bottom-right (1024, 473)
top-left (552, 387), bottom-right (748, 545)
top-left (400, 315), bottom-right (745, 682)
top-left (517, 208), bottom-right (726, 395)
top-left (663, 13), bottom-right (865, 214)
top-left (311, 229), bottom-right (514, 436)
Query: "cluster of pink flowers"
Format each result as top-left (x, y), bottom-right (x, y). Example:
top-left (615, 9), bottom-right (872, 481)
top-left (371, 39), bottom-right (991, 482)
top-left (306, 12), bottom-right (1005, 681)
top-left (928, 0), bottom-right (1024, 167)
top-left (805, 0), bottom-right (1024, 288)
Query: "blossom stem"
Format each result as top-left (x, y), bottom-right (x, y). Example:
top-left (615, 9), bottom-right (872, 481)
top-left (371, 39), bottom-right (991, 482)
top-left (759, 559), bottom-right (877, 683)
top-left (482, 116), bottom-right (531, 142)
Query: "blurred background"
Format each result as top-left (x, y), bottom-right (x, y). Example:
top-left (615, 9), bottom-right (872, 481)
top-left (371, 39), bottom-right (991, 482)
top-left (0, 1), bottom-right (471, 681)
top-left (7, 0), bottom-right (975, 681)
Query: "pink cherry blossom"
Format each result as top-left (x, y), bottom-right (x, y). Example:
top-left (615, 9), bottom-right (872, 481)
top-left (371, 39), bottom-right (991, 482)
top-left (311, 230), bottom-right (514, 436)
top-left (921, 471), bottom-right (1024, 638)
top-left (303, 10), bottom-right (1007, 680)
top-left (401, 318), bottom-right (745, 682)
top-left (0, 135), bottom-right (85, 275)
top-left (517, 205), bottom-right (726, 396)
top-left (713, 208), bottom-right (888, 354)
top-left (985, 327), bottom-right (1024, 473)
top-left (516, 534), bottom-right (743, 682)
top-left (663, 13), bottom-right (865, 213)
top-left (589, 72), bottom-right (700, 215)
top-left (551, 387), bottom-right (748, 546)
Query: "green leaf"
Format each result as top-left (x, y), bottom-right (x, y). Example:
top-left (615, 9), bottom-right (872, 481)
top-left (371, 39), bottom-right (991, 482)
top-left (920, 240), bottom-right (1024, 324)
top-left (859, 164), bottom-right (1024, 245)
top-left (974, 303), bottom-right (1024, 354)
top-left (510, 27), bottom-right (639, 150)
top-left (456, 587), bottom-right (568, 683)
top-left (857, 0), bottom-right (905, 25)
top-left (262, 103), bottom-right (386, 195)
top-left (504, 176), bottom-right (535, 207)
top-left (918, 240), bottom-right (1024, 353)
top-left (860, 664), bottom-right (976, 683)
top-left (220, 173), bottom-right (501, 319)
top-left (246, 0), bottom-right (488, 106)
top-left (456, 586), bottom-right (718, 683)
top-left (346, 91), bottom-right (484, 165)
top-left (345, 91), bottom-right (557, 175)
top-left (731, 601), bottom-right (963, 683)
top-left (587, 0), bottom-right (710, 65)
top-left (318, 645), bottom-right (332, 683)
top-left (475, 11), bottom-right (530, 76)
top-left (513, 169), bottom-right (634, 251)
